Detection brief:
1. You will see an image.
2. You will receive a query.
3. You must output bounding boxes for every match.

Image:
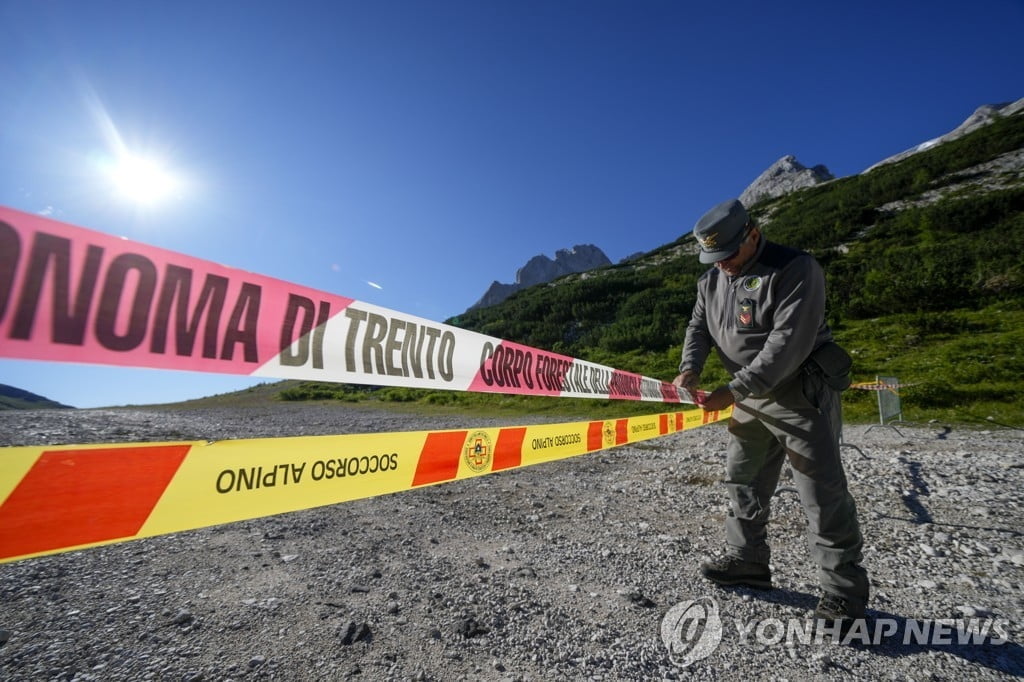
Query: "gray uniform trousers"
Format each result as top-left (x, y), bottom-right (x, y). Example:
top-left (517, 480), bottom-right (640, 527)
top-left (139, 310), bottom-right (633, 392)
top-left (723, 370), bottom-right (869, 608)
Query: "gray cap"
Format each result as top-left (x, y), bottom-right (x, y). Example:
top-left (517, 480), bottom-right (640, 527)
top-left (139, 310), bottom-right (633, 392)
top-left (693, 199), bottom-right (750, 264)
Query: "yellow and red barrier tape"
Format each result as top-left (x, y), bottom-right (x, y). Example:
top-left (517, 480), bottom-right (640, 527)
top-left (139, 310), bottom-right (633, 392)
top-left (0, 406), bottom-right (729, 564)
top-left (850, 380), bottom-right (914, 392)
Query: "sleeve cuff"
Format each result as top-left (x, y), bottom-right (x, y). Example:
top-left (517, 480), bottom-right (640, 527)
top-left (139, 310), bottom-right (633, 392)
top-left (727, 384), bottom-right (748, 402)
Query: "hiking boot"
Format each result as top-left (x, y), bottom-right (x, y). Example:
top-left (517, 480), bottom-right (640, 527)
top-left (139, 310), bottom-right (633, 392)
top-left (700, 556), bottom-right (772, 590)
top-left (814, 593), bottom-right (867, 641)
top-left (814, 592), bottom-right (866, 620)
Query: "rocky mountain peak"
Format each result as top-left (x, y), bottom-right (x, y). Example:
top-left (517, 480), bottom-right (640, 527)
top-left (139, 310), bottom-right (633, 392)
top-left (468, 244), bottom-right (611, 311)
top-left (739, 155), bottom-right (834, 208)
top-left (516, 244), bottom-right (608, 286)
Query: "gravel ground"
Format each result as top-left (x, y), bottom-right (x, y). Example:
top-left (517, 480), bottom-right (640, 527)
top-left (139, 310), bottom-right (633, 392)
top-left (1, 405), bottom-right (1022, 681)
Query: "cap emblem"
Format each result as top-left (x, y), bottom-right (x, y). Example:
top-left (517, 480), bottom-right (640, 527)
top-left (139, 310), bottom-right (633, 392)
top-left (696, 232), bottom-right (718, 249)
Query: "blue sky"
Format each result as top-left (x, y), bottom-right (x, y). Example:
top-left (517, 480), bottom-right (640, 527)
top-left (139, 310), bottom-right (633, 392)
top-left (2, 0), bottom-right (1022, 409)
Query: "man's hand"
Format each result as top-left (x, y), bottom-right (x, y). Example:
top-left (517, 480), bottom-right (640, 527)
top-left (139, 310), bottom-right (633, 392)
top-left (672, 370), bottom-right (700, 391)
top-left (673, 370), bottom-right (703, 403)
top-left (697, 385), bottom-right (735, 411)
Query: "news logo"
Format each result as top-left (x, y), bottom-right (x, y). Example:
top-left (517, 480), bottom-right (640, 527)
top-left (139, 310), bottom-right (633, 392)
top-left (661, 597), bottom-right (723, 668)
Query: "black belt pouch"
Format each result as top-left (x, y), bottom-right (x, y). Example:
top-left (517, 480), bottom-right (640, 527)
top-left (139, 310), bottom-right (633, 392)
top-left (805, 342), bottom-right (853, 391)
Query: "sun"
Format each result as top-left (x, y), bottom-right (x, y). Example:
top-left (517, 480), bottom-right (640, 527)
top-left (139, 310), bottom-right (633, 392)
top-left (79, 86), bottom-right (189, 209)
top-left (107, 153), bottom-right (181, 205)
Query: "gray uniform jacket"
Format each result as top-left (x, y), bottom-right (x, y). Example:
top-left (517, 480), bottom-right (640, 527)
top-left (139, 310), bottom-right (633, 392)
top-left (679, 238), bottom-right (833, 399)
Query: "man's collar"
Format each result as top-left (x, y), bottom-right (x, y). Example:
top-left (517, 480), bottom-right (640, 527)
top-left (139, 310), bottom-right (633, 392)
top-left (737, 235), bottom-right (767, 276)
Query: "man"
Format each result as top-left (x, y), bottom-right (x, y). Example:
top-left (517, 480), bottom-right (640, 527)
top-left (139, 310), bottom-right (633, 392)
top-left (673, 198), bottom-right (869, 624)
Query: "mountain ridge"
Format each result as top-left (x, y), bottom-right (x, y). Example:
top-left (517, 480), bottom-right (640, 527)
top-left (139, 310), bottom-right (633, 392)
top-left (865, 98), bottom-right (1024, 172)
top-left (467, 244), bottom-right (611, 311)
top-left (0, 383), bottom-right (74, 411)
top-left (465, 99), bottom-right (1024, 318)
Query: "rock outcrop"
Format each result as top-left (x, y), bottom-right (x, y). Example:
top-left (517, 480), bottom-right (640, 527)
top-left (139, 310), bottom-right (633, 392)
top-left (738, 155), bottom-right (834, 208)
top-left (468, 244), bottom-right (611, 311)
